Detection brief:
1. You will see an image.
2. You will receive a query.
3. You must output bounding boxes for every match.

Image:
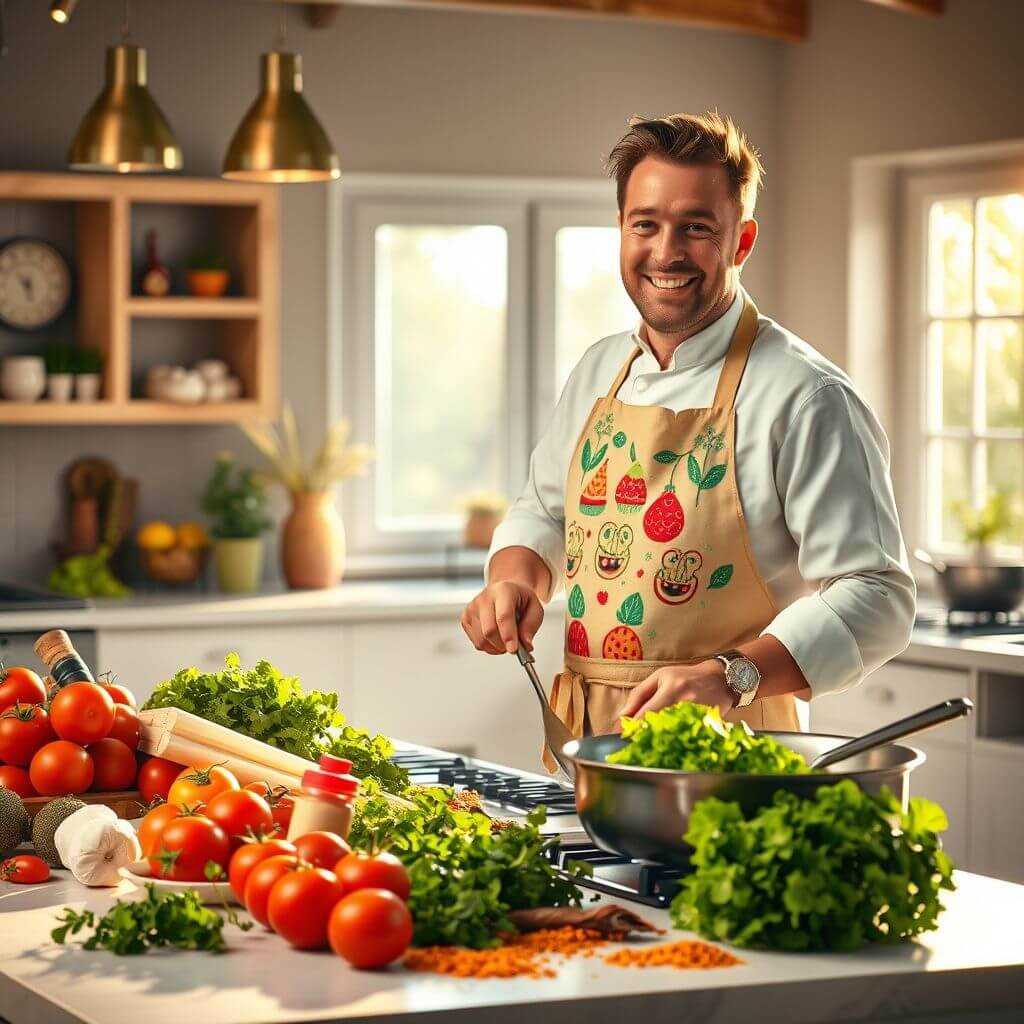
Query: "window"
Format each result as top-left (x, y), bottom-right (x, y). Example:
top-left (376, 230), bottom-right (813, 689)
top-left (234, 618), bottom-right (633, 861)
top-left (334, 177), bottom-right (634, 556)
top-left (905, 167), bottom-right (1024, 556)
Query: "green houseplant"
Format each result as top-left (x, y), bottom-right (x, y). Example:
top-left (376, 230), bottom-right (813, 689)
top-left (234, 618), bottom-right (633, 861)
top-left (201, 452), bottom-right (272, 593)
top-left (187, 249), bottom-right (230, 298)
top-left (72, 346), bottom-right (104, 402)
top-left (951, 491), bottom-right (1020, 559)
top-left (44, 344), bottom-right (75, 402)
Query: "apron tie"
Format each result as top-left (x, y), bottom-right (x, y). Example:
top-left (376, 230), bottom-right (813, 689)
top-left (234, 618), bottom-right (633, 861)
top-left (541, 668), bottom-right (586, 774)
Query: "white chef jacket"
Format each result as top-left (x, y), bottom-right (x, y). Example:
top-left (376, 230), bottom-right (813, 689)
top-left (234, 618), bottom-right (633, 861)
top-left (487, 287), bottom-right (916, 698)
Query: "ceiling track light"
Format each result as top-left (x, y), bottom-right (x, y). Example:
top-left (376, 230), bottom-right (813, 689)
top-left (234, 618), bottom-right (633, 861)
top-left (50, 0), bottom-right (78, 25)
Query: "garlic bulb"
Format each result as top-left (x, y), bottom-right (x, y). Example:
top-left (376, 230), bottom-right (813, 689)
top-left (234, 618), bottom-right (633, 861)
top-left (54, 804), bottom-right (116, 866)
top-left (61, 816), bottom-right (142, 887)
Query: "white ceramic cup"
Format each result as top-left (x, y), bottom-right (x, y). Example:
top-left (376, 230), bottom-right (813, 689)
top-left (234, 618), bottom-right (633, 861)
top-left (1, 356), bottom-right (46, 401)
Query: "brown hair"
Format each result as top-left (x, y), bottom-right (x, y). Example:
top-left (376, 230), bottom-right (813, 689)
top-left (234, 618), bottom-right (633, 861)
top-left (606, 111), bottom-right (764, 221)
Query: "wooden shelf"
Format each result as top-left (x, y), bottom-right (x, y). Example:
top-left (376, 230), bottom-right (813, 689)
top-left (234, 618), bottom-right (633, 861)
top-left (0, 399), bottom-right (267, 425)
top-left (127, 297), bottom-right (262, 319)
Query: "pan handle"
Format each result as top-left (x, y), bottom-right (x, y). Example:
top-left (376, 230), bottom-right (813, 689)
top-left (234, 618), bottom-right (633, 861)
top-left (913, 547), bottom-right (948, 574)
top-left (809, 697), bottom-right (974, 771)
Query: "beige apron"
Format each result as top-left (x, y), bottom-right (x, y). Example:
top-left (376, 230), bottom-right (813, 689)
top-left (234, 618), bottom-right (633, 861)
top-left (545, 296), bottom-right (800, 772)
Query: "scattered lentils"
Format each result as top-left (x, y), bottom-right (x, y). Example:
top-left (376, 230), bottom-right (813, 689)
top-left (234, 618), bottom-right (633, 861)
top-left (603, 940), bottom-right (743, 969)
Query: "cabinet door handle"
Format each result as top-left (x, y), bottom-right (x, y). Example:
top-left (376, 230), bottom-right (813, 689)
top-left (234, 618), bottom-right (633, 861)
top-left (865, 685), bottom-right (896, 705)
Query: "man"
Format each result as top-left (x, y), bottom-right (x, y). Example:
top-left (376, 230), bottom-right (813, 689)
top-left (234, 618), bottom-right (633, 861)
top-left (461, 112), bottom-right (914, 768)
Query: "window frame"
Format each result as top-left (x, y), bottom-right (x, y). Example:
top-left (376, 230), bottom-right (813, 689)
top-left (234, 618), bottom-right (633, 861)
top-left (900, 163), bottom-right (1024, 559)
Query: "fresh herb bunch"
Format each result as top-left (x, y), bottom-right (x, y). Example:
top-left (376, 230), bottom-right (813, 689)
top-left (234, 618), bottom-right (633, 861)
top-left (607, 702), bottom-right (810, 774)
top-left (51, 884), bottom-right (226, 954)
top-left (351, 786), bottom-right (588, 949)
top-left (142, 654), bottom-right (409, 794)
top-left (201, 453), bottom-right (272, 539)
top-left (671, 780), bottom-right (956, 952)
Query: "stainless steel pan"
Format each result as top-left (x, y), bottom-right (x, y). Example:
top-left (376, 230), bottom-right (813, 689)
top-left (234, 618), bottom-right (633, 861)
top-left (914, 548), bottom-right (1024, 613)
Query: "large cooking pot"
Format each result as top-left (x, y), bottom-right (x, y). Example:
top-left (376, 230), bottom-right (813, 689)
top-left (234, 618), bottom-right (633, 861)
top-left (564, 731), bottom-right (924, 866)
top-left (914, 548), bottom-right (1024, 613)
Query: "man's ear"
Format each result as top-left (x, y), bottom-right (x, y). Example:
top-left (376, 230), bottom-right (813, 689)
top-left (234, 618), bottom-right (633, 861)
top-left (734, 219), bottom-right (758, 267)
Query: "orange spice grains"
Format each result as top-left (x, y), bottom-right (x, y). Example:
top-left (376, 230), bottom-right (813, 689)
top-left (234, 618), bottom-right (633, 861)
top-left (510, 927), bottom-right (618, 957)
top-left (603, 939), bottom-right (743, 969)
top-left (404, 945), bottom-right (554, 979)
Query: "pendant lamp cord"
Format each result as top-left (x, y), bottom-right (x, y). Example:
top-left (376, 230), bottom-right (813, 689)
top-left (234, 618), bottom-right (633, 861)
top-left (275, 0), bottom-right (286, 52)
top-left (0, 0), bottom-right (7, 59)
top-left (121, 0), bottom-right (131, 43)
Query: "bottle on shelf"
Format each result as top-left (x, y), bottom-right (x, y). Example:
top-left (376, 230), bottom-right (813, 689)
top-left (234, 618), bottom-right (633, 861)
top-left (139, 229), bottom-right (172, 297)
top-left (34, 629), bottom-right (97, 691)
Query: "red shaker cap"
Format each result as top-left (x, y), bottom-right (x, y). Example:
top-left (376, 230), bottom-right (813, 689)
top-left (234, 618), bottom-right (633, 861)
top-left (319, 754), bottom-right (353, 774)
top-left (300, 753), bottom-right (359, 797)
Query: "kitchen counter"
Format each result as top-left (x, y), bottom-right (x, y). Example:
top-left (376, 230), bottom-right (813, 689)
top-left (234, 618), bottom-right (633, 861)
top-left (1, 869), bottom-right (1022, 1024)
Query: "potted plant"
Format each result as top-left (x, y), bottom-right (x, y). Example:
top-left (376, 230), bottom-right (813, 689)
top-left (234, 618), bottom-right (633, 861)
top-left (951, 492), bottom-right (1020, 561)
top-left (241, 402), bottom-right (373, 589)
top-left (458, 491), bottom-right (509, 549)
top-left (72, 346), bottom-right (104, 401)
top-left (187, 249), bottom-right (230, 298)
top-left (44, 344), bottom-right (75, 401)
top-left (201, 452), bottom-right (272, 593)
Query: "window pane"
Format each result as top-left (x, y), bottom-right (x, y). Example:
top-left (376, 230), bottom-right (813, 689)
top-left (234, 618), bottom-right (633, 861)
top-left (374, 224), bottom-right (507, 530)
top-left (931, 438), bottom-right (972, 546)
top-left (976, 194), bottom-right (1024, 316)
top-left (928, 199), bottom-right (973, 317)
top-left (985, 441), bottom-right (1024, 546)
top-left (928, 320), bottom-right (972, 429)
top-left (982, 318), bottom-right (1024, 429)
top-left (554, 227), bottom-right (636, 394)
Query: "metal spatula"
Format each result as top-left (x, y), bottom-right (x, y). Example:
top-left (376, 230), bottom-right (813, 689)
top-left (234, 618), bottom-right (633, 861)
top-left (515, 644), bottom-right (576, 782)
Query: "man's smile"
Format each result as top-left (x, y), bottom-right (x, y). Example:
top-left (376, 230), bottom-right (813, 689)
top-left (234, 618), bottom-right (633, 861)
top-left (644, 273), bottom-right (701, 293)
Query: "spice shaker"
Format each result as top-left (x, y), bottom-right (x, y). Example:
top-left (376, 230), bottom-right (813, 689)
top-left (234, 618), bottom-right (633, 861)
top-left (286, 754), bottom-right (360, 841)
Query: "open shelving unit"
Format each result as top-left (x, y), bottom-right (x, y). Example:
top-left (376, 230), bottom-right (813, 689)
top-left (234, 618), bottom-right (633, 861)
top-left (0, 172), bottom-right (279, 425)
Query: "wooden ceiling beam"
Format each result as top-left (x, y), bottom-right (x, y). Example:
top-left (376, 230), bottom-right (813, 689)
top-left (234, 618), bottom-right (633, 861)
top-left (861, 0), bottom-right (944, 15)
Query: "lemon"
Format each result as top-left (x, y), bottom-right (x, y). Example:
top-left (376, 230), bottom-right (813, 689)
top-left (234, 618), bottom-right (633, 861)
top-left (136, 521), bottom-right (177, 551)
top-left (176, 521), bottom-right (209, 549)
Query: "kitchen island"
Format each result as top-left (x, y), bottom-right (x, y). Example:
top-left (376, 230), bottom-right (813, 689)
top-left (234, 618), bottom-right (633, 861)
top-left (1, 867), bottom-right (1023, 1024)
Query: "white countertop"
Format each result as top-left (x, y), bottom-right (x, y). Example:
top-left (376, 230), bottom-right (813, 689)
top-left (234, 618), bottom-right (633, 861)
top-left (1, 868), bottom-right (1022, 1024)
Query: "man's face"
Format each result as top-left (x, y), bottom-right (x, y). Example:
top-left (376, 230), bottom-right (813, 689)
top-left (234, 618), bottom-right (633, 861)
top-left (618, 155), bottom-right (756, 338)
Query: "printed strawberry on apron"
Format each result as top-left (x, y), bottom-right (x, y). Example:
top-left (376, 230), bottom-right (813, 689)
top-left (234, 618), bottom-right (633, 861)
top-left (542, 298), bottom-right (799, 773)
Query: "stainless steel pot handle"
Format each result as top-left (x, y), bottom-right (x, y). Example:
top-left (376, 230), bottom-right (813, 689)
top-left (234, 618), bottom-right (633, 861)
top-left (913, 547), bottom-right (948, 573)
top-left (809, 697), bottom-right (974, 771)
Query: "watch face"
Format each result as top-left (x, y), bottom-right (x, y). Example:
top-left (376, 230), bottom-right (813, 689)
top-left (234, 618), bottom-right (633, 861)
top-left (729, 659), bottom-right (760, 693)
top-left (0, 240), bottom-right (72, 330)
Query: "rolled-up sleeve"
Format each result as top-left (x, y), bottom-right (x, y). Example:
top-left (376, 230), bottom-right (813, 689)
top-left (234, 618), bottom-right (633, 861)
top-left (762, 381), bottom-right (916, 697)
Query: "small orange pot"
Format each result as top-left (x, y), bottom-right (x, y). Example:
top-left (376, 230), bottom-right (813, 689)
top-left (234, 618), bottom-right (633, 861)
top-left (187, 270), bottom-right (229, 298)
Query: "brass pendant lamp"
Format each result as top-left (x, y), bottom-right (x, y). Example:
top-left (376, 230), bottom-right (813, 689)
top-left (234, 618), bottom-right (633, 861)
top-left (68, 0), bottom-right (182, 173)
top-left (222, 3), bottom-right (339, 182)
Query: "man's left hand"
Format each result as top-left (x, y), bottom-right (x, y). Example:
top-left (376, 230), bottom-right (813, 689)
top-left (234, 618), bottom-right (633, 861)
top-left (620, 661), bottom-right (737, 719)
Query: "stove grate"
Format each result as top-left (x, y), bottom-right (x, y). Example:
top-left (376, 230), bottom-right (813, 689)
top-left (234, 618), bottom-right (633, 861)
top-left (548, 841), bottom-right (686, 908)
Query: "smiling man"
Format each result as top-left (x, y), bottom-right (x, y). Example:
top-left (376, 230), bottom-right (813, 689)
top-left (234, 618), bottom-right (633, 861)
top-left (461, 112), bottom-right (915, 768)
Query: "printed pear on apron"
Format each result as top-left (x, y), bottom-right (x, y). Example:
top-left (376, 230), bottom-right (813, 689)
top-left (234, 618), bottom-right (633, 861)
top-left (544, 297), bottom-right (800, 773)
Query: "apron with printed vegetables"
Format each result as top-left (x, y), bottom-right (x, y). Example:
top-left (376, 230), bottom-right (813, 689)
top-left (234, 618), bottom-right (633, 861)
top-left (544, 297), bottom-right (800, 772)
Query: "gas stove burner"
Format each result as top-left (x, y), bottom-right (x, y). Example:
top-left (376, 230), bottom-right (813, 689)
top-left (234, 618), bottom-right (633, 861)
top-left (547, 841), bottom-right (686, 908)
top-left (914, 605), bottom-right (1024, 634)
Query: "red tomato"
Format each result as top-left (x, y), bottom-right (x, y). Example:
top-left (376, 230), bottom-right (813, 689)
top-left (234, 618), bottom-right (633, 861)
top-left (168, 764), bottom-right (239, 807)
top-left (293, 830), bottom-right (351, 870)
top-left (0, 765), bottom-right (37, 797)
top-left (0, 703), bottom-right (55, 767)
top-left (49, 683), bottom-right (115, 745)
top-left (244, 782), bottom-right (294, 833)
top-left (243, 854), bottom-right (298, 928)
top-left (88, 738), bottom-right (137, 792)
top-left (106, 705), bottom-right (140, 751)
top-left (268, 867), bottom-right (346, 949)
top-left (205, 789), bottom-right (274, 849)
top-left (149, 814), bottom-right (230, 882)
top-left (1, 854), bottom-right (51, 884)
top-left (137, 757), bottom-right (186, 804)
top-left (0, 666), bottom-right (46, 712)
top-left (328, 888), bottom-right (413, 969)
top-left (334, 851), bottom-right (410, 901)
top-left (138, 802), bottom-right (185, 858)
top-left (29, 740), bottom-right (94, 796)
top-left (100, 679), bottom-right (137, 707)
top-left (228, 837), bottom-right (296, 904)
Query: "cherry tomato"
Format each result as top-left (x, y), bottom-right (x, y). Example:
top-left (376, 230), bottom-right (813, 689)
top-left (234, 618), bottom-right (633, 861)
top-left (1, 854), bottom-right (51, 884)
top-left (106, 705), bottom-right (140, 751)
top-left (137, 757), bottom-right (186, 804)
top-left (244, 854), bottom-right (298, 928)
top-left (0, 764), bottom-right (37, 797)
top-left (334, 851), bottom-right (410, 901)
top-left (149, 813), bottom-right (230, 882)
top-left (0, 666), bottom-right (46, 712)
top-left (99, 677), bottom-right (137, 707)
top-left (0, 703), bottom-right (55, 767)
top-left (293, 830), bottom-right (350, 870)
top-left (328, 888), bottom-right (413, 969)
top-left (228, 837), bottom-right (296, 903)
top-left (138, 802), bottom-right (186, 858)
top-left (29, 740), bottom-right (94, 796)
top-left (168, 764), bottom-right (239, 807)
top-left (244, 781), bottom-right (294, 833)
top-left (88, 738), bottom-right (137, 792)
top-left (268, 867), bottom-right (346, 949)
top-left (49, 682), bottom-right (115, 745)
top-left (205, 789), bottom-right (274, 849)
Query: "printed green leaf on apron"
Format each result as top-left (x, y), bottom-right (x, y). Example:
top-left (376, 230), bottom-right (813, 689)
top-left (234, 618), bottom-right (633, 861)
top-left (692, 426), bottom-right (728, 508)
top-left (602, 592), bottom-right (644, 660)
top-left (708, 563), bottom-right (734, 589)
top-left (612, 431), bottom-right (627, 448)
top-left (615, 442), bottom-right (647, 514)
top-left (566, 583), bottom-right (590, 656)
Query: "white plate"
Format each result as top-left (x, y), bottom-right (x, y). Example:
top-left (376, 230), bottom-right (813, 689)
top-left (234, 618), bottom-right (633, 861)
top-left (119, 860), bottom-right (241, 905)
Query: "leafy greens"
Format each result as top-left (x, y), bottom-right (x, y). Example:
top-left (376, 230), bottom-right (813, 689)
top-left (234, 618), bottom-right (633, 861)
top-left (142, 654), bottom-right (408, 794)
top-left (671, 780), bottom-right (956, 951)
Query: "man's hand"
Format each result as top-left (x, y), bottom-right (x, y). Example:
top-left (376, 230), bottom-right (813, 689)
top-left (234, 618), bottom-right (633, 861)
top-left (621, 661), bottom-right (736, 718)
top-left (461, 581), bottom-right (544, 655)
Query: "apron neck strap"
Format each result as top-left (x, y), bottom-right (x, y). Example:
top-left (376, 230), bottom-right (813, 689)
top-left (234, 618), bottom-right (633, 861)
top-left (711, 295), bottom-right (760, 411)
top-left (605, 345), bottom-right (643, 400)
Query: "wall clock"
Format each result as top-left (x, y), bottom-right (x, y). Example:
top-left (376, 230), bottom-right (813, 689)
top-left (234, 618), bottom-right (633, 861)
top-left (0, 238), bottom-right (73, 330)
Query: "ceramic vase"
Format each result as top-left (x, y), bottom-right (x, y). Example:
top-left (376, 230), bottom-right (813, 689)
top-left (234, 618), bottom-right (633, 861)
top-left (281, 490), bottom-right (346, 589)
top-left (1, 356), bottom-right (46, 401)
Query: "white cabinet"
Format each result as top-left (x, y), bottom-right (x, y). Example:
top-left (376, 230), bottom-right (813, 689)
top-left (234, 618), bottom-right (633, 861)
top-left (970, 745), bottom-right (1024, 884)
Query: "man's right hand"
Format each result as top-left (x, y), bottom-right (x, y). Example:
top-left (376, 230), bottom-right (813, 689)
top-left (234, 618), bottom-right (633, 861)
top-left (460, 580), bottom-right (545, 656)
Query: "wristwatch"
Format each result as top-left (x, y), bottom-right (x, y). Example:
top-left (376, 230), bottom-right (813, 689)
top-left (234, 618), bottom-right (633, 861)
top-left (714, 649), bottom-right (761, 708)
